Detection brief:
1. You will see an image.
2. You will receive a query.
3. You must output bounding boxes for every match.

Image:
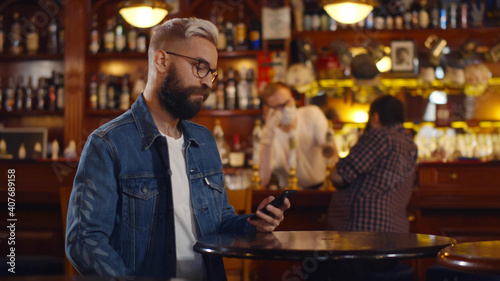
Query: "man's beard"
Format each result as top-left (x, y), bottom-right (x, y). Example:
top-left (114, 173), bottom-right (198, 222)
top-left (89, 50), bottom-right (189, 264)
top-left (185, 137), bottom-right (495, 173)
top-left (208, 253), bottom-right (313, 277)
top-left (157, 65), bottom-right (210, 120)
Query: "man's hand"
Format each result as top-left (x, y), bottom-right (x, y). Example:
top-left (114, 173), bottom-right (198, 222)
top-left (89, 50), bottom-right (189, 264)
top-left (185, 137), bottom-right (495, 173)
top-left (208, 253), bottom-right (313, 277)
top-left (261, 109), bottom-right (282, 144)
top-left (247, 196), bottom-right (291, 232)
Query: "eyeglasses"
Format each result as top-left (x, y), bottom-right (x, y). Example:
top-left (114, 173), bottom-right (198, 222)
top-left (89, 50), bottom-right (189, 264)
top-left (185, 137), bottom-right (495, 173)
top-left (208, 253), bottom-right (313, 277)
top-left (165, 51), bottom-right (218, 82)
top-left (267, 99), bottom-right (292, 110)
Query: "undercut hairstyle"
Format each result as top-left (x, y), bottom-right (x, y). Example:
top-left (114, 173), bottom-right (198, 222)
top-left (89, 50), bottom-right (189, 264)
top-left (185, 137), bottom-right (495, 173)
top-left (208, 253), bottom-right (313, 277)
top-left (149, 17), bottom-right (218, 55)
top-left (369, 95), bottom-right (405, 126)
top-left (260, 82), bottom-right (290, 106)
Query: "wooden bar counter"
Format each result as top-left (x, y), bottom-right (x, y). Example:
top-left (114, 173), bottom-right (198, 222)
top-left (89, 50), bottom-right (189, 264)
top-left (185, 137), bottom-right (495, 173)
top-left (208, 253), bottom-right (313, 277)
top-left (1, 160), bottom-right (500, 280)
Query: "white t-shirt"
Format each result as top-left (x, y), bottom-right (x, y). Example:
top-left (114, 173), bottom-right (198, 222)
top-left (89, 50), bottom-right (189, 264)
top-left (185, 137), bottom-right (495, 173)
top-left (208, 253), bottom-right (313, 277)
top-left (271, 105), bottom-right (329, 188)
top-left (164, 133), bottom-right (206, 281)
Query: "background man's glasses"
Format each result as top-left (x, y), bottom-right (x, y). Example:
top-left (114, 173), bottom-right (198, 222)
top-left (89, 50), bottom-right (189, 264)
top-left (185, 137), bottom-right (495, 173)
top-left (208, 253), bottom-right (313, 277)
top-left (165, 51), bottom-right (218, 82)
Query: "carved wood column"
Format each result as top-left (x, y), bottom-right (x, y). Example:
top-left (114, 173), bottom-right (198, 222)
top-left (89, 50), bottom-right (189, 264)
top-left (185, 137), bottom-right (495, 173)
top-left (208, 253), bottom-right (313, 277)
top-left (63, 0), bottom-right (87, 151)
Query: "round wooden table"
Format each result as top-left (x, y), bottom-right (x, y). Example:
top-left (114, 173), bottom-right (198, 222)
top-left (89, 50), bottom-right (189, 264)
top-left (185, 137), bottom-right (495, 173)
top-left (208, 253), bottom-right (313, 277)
top-left (438, 240), bottom-right (500, 274)
top-left (194, 230), bottom-right (455, 261)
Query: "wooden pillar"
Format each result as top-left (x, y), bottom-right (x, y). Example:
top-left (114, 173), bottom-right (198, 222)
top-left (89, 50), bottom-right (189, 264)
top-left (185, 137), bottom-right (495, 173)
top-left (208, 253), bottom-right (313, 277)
top-left (63, 0), bottom-right (87, 150)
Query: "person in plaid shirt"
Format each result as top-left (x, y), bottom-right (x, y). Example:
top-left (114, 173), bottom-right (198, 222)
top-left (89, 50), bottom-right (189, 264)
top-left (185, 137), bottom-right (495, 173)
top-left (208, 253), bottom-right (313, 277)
top-left (328, 94), bottom-right (418, 233)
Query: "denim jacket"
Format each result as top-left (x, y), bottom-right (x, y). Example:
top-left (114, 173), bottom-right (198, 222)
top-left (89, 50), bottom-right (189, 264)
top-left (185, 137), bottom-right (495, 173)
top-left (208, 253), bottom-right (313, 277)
top-left (66, 94), bottom-right (255, 280)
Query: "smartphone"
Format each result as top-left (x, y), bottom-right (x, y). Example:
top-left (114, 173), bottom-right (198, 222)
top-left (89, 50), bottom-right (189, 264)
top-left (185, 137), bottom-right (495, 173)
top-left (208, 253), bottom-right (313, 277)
top-left (249, 190), bottom-right (297, 220)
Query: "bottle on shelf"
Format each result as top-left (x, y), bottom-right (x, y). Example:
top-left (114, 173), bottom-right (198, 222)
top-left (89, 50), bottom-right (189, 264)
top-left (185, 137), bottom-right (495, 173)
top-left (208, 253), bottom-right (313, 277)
top-left (449, 2), bottom-right (458, 29)
top-left (213, 119), bottom-right (230, 166)
top-left (47, 17), bottom-right (59, 54)
top-left (225, 21), bottom-right (234, 52)
top-left (137, 31), bottom-right (147, 53)
top-left (59, 25), bottom-right (65, 54)
top-left (120, 74), bottom-right (130, 110)
top-left (235, 5), bottom-right (247, 51)
top-left (5, 77), bottom-right (14, 112)
top-left (89, 73), bottom-right (98, 110)
top-left (128, 26), bottom-right (138, 52)
top-left (89, 14), bottom-right (100, 54)
top-left (216, 14), bottom-right (227, 51)
top-left (10, 12), bottom-right (23, 55)
top-left (248, 18), bottom-right (261, 50)
top-left (48, 72), bottom-right (57, 111)
top-left (237, 67), bottom-right (249, 110)
top-left (14, 76), bottom-right (25, 111)
top-left (115, 14), bottom-right (126, 52)
top-left (37, 78), bottom-right (46, 110)
top-left (56, 73), bottom-right (64, 110)
top-left (431, 2), bottom-right (440, 28)
top-left (229, 134), bottom-right (245, 167)
top-left (215, 69), bottom-right (225, 110)
top-left (225, 67), bottom-right (236, 110)
top-left (0, 15), bottom-right (5, 53)
top-left (98, 73), bottom-right (107, 110)
top-left (410, 0), bottom-right (421, 29)
top-left (460, 2), bottom-right (468, 28)
top-left (440, 3), bottom-right (448, 29)
top-left (104, 18), bottom-right (115, 53)
top-left (247, 68), bottom-right (260, 109)
top-left (25, 76), bottom-right (34, 111)
top-left (419, 0), bottom-right (430, 29)
top-left (107, 75), bottom-right (118, 109)
top-left (251, 119), bottom-right (263, 165)
top-left (26, 16), bottom-right (39, 55)
top-left (132, 69), bottom-right (145, 101)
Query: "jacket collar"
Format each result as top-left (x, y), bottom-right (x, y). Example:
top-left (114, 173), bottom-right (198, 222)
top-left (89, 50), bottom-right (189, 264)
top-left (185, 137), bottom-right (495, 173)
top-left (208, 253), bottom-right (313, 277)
top-left (131, 94), bottom-right (203, 150)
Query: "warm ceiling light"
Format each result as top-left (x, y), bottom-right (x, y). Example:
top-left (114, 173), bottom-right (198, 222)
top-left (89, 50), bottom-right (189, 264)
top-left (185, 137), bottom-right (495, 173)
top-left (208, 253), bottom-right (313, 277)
top-left (321, 0), bottom-right (374, 24)
top-left (119, 0), bottom-right (169, 28)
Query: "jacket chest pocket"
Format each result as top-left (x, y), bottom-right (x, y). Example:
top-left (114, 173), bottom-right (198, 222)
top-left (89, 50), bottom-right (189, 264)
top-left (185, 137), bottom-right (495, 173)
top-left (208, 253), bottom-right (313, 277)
top-left (122, 177), bottom-right (166, 231)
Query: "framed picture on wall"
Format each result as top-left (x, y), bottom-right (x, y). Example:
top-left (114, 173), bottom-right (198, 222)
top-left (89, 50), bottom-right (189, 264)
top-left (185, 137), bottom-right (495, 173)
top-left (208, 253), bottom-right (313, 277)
top-left (391, 40), bottom-right (417, 73)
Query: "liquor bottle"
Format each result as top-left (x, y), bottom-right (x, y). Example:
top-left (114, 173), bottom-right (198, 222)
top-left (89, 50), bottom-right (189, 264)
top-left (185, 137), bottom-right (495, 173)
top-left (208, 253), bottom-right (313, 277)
top-left (365, 12), bottom-right (374, 29)
top-left (460, 2), bottom-right (468, 28)
top-left (107, 75), bottom-right (117, 109)
top-left (48, 72), bottom-right (56, 111)
top-left (213, 119), bottom-right (230, 166)
top-left (56, 73), bottom-right (64, 110)
top-left (18, 143), bottom-right (26, 160)
top-left (216, 15), bottom-right (227, 51)
top-left (215, 69), bottom-right (225, 110)
top-left (411, 0), bottom-right (421, 28)
top-left (37, 78), bottom-right (46, 110)
top-left (449, 3), bottom-right (458, 28)
top-left (247, 68), bottom-right (260, 109)
top-left (128, 27), bottom-right (137, 52)
top-left (440, 4), bottom-right (447, 29)
top-left (225, 67), bottom-right (236, 109)
top-left (137, 32), bottom-right (147, 53)
top-left (419, 0), bottom-right (430, 28)
top-left (25, 76), bottom-right (34, 111)
top-left (225, 21), bottom-right (234, 52)
top-left (0, 15), bottom-right (4, 53)
top-left (89, 73), bottom-right (98, 110)
top-left (132, 69), bottom-right (145, 101)
top-left (403, 0), bottom-right (412, 29)
top-left (311, 5), bottom-right (321, 31)
top-left (431, 3), bottom-right (440, 28)
top-left (119, 74), bottom-right (130, 110)
top-left (235, 5), bottom-right (247, 50)
top-left (26, 16), bottom-right (39, 54)
top-left (252, 119), bottom-right (263, 165)
top-left (237, 67), bottom-right (248, 110)
top-left (89, 14), bottom-right (100, 54)
top-left (373, 7), bottom-right (386, 30)
top-left (10, 12), bottom-right (23, 55)
top-left (98, 73), bottom-right (107, 109)
top-left (320, 10), bottom-right (330, 31)
top-left (115, 15), bottom-right (126, 52)
top-left (14, 76), bottom-right (25, 111)
top-left (47, 18), bottom-right (58, 54)
top-left (229, 134), bottom-right (245, 167)
top-left (248, 18), bottom-right (260, 50)
top-left (5, 77), bottom-right (14, 112)
top-left (104, 18), bottom-right (115, 52)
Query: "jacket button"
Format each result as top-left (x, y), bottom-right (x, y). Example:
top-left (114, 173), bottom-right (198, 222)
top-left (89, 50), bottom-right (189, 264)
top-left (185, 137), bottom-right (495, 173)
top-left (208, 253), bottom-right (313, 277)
top-left (141, 186), bottom-right (148, 193)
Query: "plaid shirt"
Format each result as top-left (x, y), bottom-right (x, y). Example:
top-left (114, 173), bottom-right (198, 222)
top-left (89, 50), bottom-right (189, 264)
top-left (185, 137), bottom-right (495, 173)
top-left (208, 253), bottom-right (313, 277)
top-left (328, 123), bottom-right (418, 232)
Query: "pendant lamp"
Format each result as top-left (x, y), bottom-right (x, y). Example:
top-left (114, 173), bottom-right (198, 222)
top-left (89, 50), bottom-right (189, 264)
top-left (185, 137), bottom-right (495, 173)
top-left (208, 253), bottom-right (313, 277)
top-left (119, 0), bottom-right (169, 28)
top-left (321, 0), bottom-right (375, 24)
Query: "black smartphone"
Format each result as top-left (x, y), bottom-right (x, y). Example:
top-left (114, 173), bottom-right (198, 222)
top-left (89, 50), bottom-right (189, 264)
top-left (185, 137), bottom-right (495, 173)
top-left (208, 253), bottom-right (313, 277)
top-left (249, 190), bottom-right (297, 220)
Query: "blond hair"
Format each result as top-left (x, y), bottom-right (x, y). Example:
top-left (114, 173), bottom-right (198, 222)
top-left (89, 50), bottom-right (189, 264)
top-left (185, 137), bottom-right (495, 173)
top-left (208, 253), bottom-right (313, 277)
top-left (149, 18), bottom-right (218, 55)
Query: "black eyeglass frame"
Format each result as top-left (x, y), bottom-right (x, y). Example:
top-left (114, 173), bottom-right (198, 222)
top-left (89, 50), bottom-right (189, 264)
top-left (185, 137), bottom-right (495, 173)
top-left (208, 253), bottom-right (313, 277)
top-left (164, 51), bottom-right (218, 82)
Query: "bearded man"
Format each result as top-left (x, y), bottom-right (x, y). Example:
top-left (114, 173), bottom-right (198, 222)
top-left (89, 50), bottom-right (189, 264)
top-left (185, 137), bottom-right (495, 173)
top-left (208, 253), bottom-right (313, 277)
top-left (65, 18), bottom-right (290, 281)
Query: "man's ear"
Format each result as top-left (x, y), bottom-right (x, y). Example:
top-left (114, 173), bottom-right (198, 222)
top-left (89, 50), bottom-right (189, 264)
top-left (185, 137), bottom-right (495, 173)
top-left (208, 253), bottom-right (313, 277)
top-left (153, 50), bottom-right (169, 73)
